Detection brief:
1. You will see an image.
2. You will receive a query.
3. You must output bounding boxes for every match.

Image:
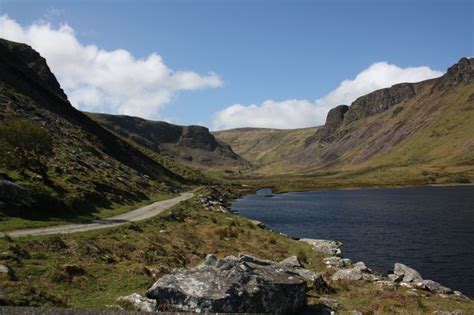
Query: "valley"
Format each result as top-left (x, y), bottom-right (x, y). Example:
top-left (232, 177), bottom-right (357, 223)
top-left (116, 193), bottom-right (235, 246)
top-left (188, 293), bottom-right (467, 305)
top-left (0, 37), bottom-right (472, 314)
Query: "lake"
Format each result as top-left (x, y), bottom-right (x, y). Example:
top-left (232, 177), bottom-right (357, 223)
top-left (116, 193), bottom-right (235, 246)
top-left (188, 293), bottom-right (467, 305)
top-left (231, 186), bottom-right (474, 297)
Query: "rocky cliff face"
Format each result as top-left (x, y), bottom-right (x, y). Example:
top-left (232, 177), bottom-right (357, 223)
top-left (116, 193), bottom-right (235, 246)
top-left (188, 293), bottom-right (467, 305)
top-left (318, 105), bottom-right (349, 142)
top-left (344, 83), bottom-right (416, 123)
top-left (89, 113), bottom-right (247, 169)
top-left (0, 39), bottom-right (67, 101)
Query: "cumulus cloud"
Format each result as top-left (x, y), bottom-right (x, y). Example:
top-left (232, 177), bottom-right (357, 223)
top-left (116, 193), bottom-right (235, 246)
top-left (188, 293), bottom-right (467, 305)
top-left (0, 15), bottom-right (222, 118)
top-left (213, 62), bottom-right (443, 130)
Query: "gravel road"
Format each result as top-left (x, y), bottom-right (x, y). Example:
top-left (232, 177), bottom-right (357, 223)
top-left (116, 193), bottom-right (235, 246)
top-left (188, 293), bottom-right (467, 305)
top-left (1, 192), bottom-right (193, 238)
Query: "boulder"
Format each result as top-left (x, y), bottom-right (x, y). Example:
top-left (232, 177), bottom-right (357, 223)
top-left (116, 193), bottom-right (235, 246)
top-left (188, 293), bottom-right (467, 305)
top-left (146, 254), bottom-right (307, 313)
top-left (300, 239), bottom-right (342, 256)
top-left (118, 293), bottom-right (157, 312)
top-left (392, 263), bottom-right (423, 283)
top-left (331, 262), bottom-right (373, 282)
top-left (331, 268), bottom-right (363, 281)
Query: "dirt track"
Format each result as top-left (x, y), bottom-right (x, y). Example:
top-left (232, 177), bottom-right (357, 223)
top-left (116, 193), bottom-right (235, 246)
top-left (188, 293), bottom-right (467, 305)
top-left (1, 192), bottom-right (193, 238)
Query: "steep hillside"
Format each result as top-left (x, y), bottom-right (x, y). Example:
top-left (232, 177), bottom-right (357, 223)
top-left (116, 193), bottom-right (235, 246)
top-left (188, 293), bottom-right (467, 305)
top-left (88, 113), bottom-right (248, 170)
top-left (213, 127), bottom-right (318, 170)
top-left (0, 38), bottom-right (196, 222)
top-left (215, 58), bottom-right (474, 186)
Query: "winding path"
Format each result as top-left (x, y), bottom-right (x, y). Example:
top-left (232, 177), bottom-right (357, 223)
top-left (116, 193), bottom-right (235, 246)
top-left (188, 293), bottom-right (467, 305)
top-left (1, 192), bottom-right (194, 238)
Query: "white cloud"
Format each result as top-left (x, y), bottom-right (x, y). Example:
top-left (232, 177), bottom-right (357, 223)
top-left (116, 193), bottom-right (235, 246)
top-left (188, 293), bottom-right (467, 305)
top-left (0, 15), bottom-right (222, 118)
top-left (213, 62), bottom-right (443, 130)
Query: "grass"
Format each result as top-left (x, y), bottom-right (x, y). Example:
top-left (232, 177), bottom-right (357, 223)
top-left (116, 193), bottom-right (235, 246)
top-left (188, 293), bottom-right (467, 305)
top-left (1, 187), bottom-right (472, 313)
top-left (0, 188), bottom-right (325, 308)
top-left (0, 192), bottom-right (173, 232)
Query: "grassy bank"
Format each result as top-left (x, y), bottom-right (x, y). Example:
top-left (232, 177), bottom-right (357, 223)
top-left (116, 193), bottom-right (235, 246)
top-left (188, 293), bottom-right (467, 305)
top-left (221, 164), bottom-right (474, 195)
top-left (0, 186), bottom-right (472, 313)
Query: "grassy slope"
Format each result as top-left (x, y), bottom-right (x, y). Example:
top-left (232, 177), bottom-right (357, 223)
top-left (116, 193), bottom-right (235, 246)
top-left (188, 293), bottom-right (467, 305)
top-left (215, 79), bottom-right (474, 191)
top-left (0, 39), bottom-right (208, 230)
top-left (1, 187), bottom-right (472, 313)
top-left (214, 127), bottom-right (318, 168)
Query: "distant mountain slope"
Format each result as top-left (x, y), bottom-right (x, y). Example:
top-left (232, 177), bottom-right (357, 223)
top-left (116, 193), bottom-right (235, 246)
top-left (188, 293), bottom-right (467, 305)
top-left (0, 38), bottom-right (193, 218)
top-left (213, 127), bottom-right (318, 171)
top-left (88, 113), bottom-right (248, 169)
top-left (215, 58), bottom-right (474, 184)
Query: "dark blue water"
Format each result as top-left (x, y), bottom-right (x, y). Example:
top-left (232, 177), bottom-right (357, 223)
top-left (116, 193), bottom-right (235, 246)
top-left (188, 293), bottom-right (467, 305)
top-left (232, 186), bottom-right (474, 296)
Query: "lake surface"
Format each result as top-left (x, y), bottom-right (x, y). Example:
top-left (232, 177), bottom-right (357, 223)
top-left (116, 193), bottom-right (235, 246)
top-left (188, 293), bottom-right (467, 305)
top-left (231, 186), bottom-right (474, 297)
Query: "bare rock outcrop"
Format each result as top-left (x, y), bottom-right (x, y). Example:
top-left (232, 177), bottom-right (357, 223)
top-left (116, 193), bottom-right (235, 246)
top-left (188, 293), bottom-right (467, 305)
top-left (344, 83), bottom-right (416, 123)
top-left (145, 254), bottom-right (309, 313)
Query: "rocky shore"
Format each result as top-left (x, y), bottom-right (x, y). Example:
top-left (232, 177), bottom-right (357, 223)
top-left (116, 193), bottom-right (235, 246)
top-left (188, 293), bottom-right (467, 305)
top-left (300, 239), bottom-right (468, 299)
top-left (115, 190), bottom-right (470, 314)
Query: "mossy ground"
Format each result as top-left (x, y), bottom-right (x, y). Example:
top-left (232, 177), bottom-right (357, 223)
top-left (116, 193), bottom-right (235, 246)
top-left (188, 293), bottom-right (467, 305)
top-left (1, 188), bottom-right (472, 313)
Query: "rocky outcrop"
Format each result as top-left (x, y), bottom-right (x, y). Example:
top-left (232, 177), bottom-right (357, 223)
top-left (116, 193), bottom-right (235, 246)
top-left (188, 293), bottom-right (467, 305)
top-left (317, 105), bottom-right (349, 142)
top-left (89, 113), bottom-right (246, 168)
top-left (435, 57), bottom-right (474, 89)
top-left (0, 39), bottom-right (67, 101)
top-left (344, 83), bottom-right (416, 123)
top-left (177, 125), bottom-right (219, 151)
top-left (145, 254), bottom-right (312, 313)
top-left (300, 238), bottom-right (342, 256)
top-left (331, 262), bottom-right (376, 282)
top-left (303, 237), bottom-right (467, 299)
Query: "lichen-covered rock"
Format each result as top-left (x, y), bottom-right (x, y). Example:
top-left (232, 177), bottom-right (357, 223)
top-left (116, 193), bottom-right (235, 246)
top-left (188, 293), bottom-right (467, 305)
top-left (415, 280), bottom-right (452, 294)
top-left (331, 261), bottom-right (374, 282)
top-left (146, 254), bottom-right (308, 313)
top-left (392, 263), bottom-right (423, 283)
top-left (300, 239), bottom-right (342, 256)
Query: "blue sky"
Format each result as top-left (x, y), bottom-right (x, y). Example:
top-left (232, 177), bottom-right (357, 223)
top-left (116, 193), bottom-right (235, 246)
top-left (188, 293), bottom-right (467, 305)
top-left (0, 0), bottom-right (472, 129)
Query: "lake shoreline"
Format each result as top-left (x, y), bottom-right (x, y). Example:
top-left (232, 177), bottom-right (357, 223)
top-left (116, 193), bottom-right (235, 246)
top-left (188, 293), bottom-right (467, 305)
top-left (232, 185), bottom-right (474, 297)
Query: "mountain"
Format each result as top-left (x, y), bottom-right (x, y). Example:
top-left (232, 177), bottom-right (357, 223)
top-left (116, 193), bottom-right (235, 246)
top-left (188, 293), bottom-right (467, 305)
top-left (213, 127), bottom-right (318, 172)
top-left (87, 113), bottom-right (248, 170)
top-left (0, 38), bottom-right (197, 218)
top-left (215, 58), bottom-right (474, 186)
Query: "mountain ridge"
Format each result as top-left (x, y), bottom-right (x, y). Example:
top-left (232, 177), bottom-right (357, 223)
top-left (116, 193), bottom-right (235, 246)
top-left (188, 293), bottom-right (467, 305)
top-left (215, 57), bottom-right (474, 186)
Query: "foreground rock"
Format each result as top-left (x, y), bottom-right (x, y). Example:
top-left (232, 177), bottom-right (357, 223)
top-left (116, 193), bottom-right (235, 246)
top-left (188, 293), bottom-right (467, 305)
top-left (145, 254), bottom-right (309, 313)
top-left (300, 238), bottom-right (342, 256)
